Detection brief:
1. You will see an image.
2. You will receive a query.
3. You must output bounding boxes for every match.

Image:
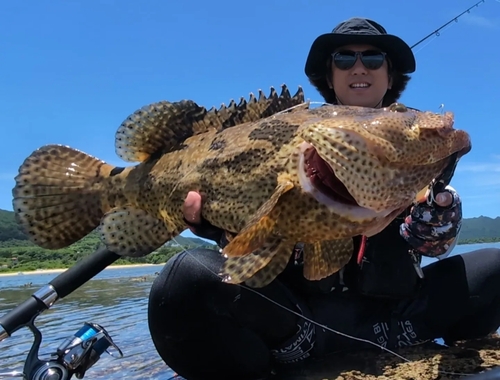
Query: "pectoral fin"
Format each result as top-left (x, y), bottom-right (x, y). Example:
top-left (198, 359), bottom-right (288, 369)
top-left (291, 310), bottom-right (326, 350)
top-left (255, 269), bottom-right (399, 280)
top-left (222, 177), bottom-right (294, 258)
top-left (302, 239), bottom-right (353, 281)
top-left (99, 206), bottom-right (173, 257)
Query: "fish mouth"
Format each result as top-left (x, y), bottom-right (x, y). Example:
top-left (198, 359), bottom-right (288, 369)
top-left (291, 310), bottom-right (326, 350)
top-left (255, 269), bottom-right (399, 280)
top-left (303, 147), bottom-right (358, 206)
top-left (298, 142), bottom-right (391, 219)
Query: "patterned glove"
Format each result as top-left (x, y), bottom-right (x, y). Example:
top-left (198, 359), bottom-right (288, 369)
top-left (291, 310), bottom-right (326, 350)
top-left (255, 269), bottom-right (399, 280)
top-left (399, 185), bottom-right (462, 258)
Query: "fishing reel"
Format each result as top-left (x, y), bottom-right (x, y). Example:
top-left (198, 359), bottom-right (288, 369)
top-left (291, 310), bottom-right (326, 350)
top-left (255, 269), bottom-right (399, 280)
top-left (0, 321), bottom-right (122, 380)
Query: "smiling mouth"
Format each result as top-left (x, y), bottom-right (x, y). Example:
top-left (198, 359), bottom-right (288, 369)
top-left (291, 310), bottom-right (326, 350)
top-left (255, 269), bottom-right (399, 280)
top-left (350, 83), bottom-right (370, 89)
top-left (302, 146), bottom-right (359, 206)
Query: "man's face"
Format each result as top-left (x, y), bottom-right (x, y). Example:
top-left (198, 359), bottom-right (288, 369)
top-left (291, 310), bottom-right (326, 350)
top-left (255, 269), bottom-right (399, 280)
top-left (330, 44), bottom-right (392, 108)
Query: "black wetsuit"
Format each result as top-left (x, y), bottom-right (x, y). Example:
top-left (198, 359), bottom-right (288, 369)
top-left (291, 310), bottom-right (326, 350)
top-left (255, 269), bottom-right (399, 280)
top-left (148, 215), bottom-right (500, 380)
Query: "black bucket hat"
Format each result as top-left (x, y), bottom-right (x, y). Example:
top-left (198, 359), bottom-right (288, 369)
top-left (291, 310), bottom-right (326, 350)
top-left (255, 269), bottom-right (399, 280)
top-left (304, 17), bottom-right (416, 80)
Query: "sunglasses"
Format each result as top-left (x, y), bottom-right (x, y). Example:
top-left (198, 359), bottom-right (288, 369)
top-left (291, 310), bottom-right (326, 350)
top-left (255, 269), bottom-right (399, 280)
top-left (332, 50), bottom-right (387, 71)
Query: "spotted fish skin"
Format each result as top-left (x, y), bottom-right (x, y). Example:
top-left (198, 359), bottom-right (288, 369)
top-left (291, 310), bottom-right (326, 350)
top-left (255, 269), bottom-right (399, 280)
top-left (11, 86), bottom-right (472, 288)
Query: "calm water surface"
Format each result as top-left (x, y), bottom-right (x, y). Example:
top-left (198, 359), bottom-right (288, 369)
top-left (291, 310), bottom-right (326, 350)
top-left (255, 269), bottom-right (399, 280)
top-left (0, 242), bottom-right (498, 379)
top-left (0, 265), bottom-right (172, 379)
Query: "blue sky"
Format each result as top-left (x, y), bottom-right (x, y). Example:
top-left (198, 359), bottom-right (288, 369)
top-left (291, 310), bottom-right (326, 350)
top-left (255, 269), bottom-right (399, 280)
top-left (1, 0), bottom-right (499, 243)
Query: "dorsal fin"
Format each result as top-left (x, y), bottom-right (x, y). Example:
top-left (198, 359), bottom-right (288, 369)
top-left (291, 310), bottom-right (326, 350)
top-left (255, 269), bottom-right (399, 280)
top-left (211, 84), bottom-right (306, 129)
top-left (115, 84), bottom-right (306, 163)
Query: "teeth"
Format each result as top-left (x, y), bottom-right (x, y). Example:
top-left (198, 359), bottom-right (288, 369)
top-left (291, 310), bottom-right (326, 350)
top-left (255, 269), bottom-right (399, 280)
top-left (350, 83), bottom-right (369, 88)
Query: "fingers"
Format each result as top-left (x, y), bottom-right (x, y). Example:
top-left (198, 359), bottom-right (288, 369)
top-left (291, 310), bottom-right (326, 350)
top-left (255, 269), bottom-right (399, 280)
top-left (400, 186), bottom-right (462, 257)
top-left (183, 191), bottom-right (202, 230)
top-left (417, 188), bottom-right (454, 208)
top-left (434, 191), bottom-right (453, 207)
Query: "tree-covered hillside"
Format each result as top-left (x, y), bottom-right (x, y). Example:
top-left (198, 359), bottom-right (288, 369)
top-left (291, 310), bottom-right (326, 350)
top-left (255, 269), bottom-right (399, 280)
top-left (0, 208), bottom-right (497, 272)
top-left (0, 209), bottom-right (217, 272)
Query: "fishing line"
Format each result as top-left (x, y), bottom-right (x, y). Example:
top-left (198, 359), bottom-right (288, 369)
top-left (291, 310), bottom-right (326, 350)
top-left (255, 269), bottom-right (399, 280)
top-left (170, 236), bottom-right (474, 377)
top-left (410, 0), bottom-right (488, 52)
top-left (411, 28), bottom-right (453, 55)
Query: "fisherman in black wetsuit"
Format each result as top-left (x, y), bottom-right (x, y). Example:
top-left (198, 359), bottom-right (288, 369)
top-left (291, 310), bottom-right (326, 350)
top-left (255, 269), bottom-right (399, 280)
top-left (148, 18), bottom-right (500, 380)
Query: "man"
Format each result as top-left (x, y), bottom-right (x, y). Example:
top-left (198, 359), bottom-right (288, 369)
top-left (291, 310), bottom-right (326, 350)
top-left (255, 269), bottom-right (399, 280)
top-left (148, 17), bottom-right (500, 380)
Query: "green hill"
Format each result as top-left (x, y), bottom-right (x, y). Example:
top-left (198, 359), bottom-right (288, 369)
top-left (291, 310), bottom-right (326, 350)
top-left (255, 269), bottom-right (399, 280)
top-left (457, 216), bottom-right (500, 242)
top-left (0, 209), bottom-right (217, 246)
top-left (1, 208), bottom-right (498, 245)
top-left (0, 209), bottom-right (28, 241)
top-left (0, 208), bottom-right (497, 272)
top-left (0, 208), bottom-right (217, 272)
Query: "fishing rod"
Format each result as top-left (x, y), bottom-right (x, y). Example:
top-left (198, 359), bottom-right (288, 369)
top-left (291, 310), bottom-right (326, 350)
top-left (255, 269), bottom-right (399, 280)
top-left (411, 0), bottom-right (488, 49)
top-left (0, 248), bottom-right (123, 380)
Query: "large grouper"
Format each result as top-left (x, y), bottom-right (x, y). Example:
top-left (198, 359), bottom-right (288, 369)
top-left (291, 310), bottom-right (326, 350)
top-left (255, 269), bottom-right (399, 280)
top-left (11, 85), bottom-right (472, 288)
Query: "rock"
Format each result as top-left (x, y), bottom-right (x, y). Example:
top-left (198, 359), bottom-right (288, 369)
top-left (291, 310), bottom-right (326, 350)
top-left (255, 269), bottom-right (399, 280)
top-left (278, 334), bottom-right (500, 379)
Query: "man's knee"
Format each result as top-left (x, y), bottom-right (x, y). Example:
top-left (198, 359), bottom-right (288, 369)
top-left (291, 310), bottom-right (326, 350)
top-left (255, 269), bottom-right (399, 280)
top-left (150, 248), bottom-right (223, 296)
top-left (148, 248), bottom-right (223, 334)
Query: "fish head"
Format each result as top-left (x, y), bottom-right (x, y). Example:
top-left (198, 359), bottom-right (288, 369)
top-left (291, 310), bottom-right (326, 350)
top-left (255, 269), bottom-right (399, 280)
top-left (296, 103), bottom-right (471, 232)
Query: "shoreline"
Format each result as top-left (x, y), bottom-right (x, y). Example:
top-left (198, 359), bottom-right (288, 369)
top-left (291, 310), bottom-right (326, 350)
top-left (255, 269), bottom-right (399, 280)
top-left (0, 263), bottom-right (166, 277)
top-left (0, 242), bottom-right (498, 278)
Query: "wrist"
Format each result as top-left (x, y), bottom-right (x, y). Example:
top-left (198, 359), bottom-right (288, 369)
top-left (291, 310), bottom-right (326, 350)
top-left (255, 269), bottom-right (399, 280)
top-left (183, 217), bottom-right (225, 245)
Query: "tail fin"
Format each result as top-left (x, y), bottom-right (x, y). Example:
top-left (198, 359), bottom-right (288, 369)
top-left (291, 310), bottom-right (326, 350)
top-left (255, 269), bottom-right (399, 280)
top-left (12, 144), bottom-right (114, 249)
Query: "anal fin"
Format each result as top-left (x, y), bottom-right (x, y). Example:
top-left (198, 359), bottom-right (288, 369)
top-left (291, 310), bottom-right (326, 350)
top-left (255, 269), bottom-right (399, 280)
top-left (222, 177), bottom-right (294, 258)
top-left (221, 239), bottom-right (295, 288)
top-left (220, 237), bottom-right (283, 284)
top-left (245, 241), bottom-right (295, 288)
top-left (303, 239), bottom-right (353, 281)
top-left (99, 206), bottom-right (173, 257)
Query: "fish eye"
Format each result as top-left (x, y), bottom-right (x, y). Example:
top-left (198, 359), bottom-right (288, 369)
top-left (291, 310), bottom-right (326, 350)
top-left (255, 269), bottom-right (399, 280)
top-left (388, 103), bottom-right (408, 113)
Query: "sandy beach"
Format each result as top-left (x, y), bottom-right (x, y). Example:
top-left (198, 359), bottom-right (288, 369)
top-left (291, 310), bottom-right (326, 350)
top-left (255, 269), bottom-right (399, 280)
top-left (0, 263), bottom-right (166, 277)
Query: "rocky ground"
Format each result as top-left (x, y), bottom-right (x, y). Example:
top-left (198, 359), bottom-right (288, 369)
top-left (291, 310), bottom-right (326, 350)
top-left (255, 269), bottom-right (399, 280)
top-left (280, 334), bottom-right (500, 380)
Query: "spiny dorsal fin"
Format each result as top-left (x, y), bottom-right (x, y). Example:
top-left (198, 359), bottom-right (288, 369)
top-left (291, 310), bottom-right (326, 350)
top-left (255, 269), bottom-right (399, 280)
top-left (115, 84), bottom-right (306, 163)
top-left (211, 84), bottom-right (306, 129)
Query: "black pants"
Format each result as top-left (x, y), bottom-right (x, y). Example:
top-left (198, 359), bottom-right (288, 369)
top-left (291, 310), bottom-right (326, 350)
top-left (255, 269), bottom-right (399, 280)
top-left (148, 247), bottom-right (500, 380)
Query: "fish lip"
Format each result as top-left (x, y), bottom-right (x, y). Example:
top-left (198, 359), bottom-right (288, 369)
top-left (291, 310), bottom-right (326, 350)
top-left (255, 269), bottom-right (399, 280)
top-left (297, 142), bottom-right (392, 220)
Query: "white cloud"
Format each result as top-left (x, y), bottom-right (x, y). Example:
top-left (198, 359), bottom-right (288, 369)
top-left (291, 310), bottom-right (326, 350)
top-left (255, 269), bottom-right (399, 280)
top-left (458, 163), bottom-right (500, 173)
top-left (452, 155), bottom-right (500, 203)
top-left (461, 14), bottom-right (498, 29)
top-left (457, 154), bottom-right (500, 173)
